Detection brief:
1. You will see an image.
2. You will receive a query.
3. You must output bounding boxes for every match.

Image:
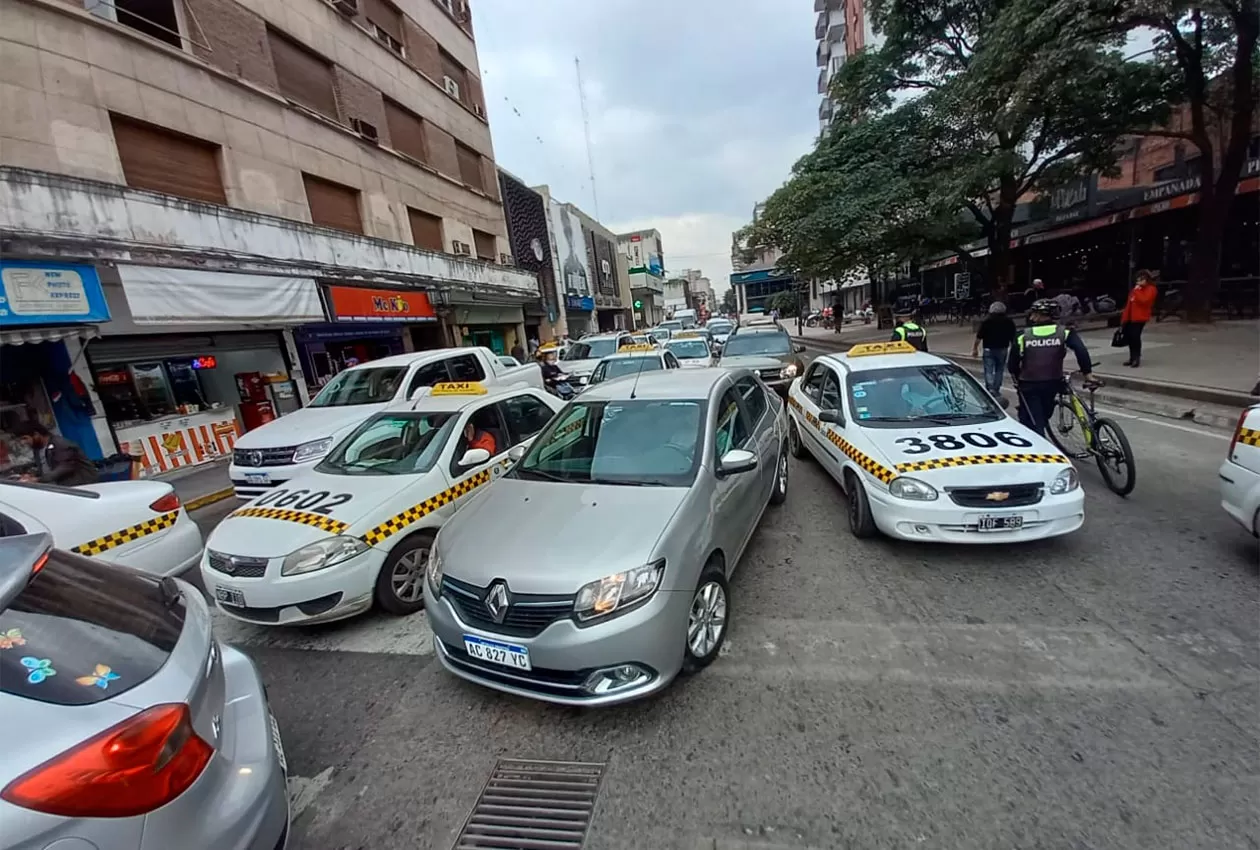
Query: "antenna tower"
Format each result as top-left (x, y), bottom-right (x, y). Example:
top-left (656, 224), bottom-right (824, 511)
top-left (575, 57), bottom-right (600, 220)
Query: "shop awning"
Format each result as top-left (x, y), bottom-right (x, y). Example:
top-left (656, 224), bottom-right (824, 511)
top-left (0, 324), bottom-right (99, 346)
top-left (117, 266), bottom-right (324, 325)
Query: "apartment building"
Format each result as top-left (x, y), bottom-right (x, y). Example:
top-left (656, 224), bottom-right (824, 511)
top-left (617, 229), bottom-right (665, 328)
top-left (815, 0), bottom-right (871, 132)
top-left (0, 0), bottom-right (536, 477)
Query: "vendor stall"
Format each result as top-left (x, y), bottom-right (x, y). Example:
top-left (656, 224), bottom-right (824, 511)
top-left (114, 408), bottom-right (241, 478)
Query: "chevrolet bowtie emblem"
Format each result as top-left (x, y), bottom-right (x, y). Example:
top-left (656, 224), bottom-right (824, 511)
top-left (985, 491), bottom-right (1011, 501)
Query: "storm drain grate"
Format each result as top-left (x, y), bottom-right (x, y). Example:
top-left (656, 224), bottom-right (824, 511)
top-left (453, 758), bottom-right (606, 850)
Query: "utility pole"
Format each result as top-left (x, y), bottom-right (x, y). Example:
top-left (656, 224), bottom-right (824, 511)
top-left (575, 57), bottom-right (600, 220)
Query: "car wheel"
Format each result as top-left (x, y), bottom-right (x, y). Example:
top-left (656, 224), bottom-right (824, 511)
top-left (680, 562), bottom-right (729, 675)
top-left (769, 443), bottom-right (789, 506)
top-left (789, 419), bottom-right (809, 459)
top-left (844, 470), bottom-right (878, 539)
top-left (374, 533), bottom-right (432, 616)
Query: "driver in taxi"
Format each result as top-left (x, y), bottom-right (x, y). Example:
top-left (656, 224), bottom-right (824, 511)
top-left (463, 420), bottom-right (497, 455)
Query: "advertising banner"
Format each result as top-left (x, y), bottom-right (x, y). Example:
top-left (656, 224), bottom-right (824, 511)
top-left (550, 201), bottom-right (591, 298)
top-left (625, 235), bottom-right (645, 274)
top-left (326, 285), bottom-right (436, 322)
top-left (0, 261), bottom-right (111, 326)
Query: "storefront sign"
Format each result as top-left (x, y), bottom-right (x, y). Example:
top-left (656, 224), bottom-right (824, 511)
top-left (565, 295), bottom-right (595, 311)
top-left (190, 356), bottom-right (217, 369)
top-left (325, 286), bottom-right (436, 322)
top-left (0, 262), bottom-right (110, 326)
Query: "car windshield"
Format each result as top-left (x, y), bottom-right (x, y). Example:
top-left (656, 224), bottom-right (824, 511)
top-left (708, 322), bottom-right (733, 334)
top-left (309, 367), bottom-right (407, 407)
top-left (317, 412), bottom-right (457, 475)
top-left (564, 338), bottom-right (621, 361)
top-left (721, 332), bottom-right (791, 357)
top-left (513, 399), bottom-right (705, 486)
top-left (846, 364), bottom-right (1003, 427)
top-left (666, 340), bottom-right (711, 360)
top-left (590, 357), bottom-right (663, 384)
top-left (661, 321), bottom-right (684, 332)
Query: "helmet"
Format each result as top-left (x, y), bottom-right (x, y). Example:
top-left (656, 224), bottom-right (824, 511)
top-left (1029, 298), bottom-right (1059, 319)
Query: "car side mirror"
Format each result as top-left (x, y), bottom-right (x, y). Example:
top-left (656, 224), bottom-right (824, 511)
top-left (794, 344), bottom-right (806, 353)
top-left (457, 447), bottom-right (491, 468)
top-left (717, 448), bottom-right (758, 476)
top-left (508, 445), bottom-right (526, 462)
top-left (818, 409), bottom-right (844, 425)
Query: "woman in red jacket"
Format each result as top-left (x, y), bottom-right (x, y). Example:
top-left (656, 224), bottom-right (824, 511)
top-left (1121, 269), bottom-right (1158, 367)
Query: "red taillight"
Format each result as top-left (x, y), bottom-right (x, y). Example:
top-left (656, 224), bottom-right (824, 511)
top-left (1, 703), bottom-right (212, 817)
top-left (1228, 410), bottom-right (1249, 459)
top-left (30, 552), bottom-right (49, 574)
top-left (149, 492), bottom-right (181, 513)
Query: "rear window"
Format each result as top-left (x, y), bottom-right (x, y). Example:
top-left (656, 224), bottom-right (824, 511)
top-left (0, 549), bottom-right (185, 706)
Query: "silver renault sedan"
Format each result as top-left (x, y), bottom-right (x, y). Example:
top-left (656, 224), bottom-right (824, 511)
top-left (424, 367), bottom-right (790, 706)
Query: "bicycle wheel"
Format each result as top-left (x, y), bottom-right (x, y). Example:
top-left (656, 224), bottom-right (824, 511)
top-left (1092, 417), bottom-right (1136, 496)
top-left (1045, 397), bottom-right (1092, 460)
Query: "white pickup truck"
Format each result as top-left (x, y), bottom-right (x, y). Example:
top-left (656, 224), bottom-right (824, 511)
top-left (229, 347), bottom-right (544, 499)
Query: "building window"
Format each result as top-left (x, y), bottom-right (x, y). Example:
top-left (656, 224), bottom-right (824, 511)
top-left (110, 114), bottom-right (227, 204)
top-left (363, 0), bottom-right (405, 55)
top-left (472, 229), bottom-right (496, 261)
top-left (455, 142), bottom-right (484, 191)
top-left (303, 174), bottom-right (363, 234)
top-left (439, 48), bottom-right (468, 99)
top-left (94, 0), bottom-right (182, 49)
top-left (268, 29), bottom-right (339, 121)
top-left (383, 99), bottom-right (428, 164)
top-left (409, 208), bottom-right (444, 251)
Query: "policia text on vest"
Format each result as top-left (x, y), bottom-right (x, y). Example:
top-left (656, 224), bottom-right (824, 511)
top-left (890, 322), bottom-right (928, 351)
top-left (1007, 323), bottom-right (1094, 436)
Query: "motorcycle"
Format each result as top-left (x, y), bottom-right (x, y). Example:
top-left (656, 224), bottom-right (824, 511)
top-left (545, 370), bottom-right (576, 400)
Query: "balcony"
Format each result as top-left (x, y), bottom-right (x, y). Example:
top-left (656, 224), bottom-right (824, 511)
top-left (815, 12), bottom-right (828, 39)
top-left (818, 67), bottom-right (830, 94)
top-left (817, 40), bottom-right (829, 67)
top-left (819, 98), bottom-right (834, 121)
top-left (827, 22), bottom-right (847, 45)
top-left (814, 0), bottom-right (844, 10)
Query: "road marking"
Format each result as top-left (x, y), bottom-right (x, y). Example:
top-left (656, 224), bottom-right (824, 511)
top-left (1092, 406), bottom-right (1230, 439)
top-left (211, 609), bottom-right (435, 656)
top-left (288, 767), bottom-right (335, 819)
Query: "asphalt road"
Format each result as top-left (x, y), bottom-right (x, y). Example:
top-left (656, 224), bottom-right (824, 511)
top-left (195, 375), bottom-right (1259, 850)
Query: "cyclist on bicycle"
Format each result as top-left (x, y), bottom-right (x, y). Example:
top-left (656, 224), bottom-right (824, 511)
top-left (1008, 298), bottom-right (1096, 437)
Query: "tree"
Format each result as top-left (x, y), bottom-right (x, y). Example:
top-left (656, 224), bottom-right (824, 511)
top-left (720, 287), bottom-right (738, 315)
top-left (1047, 0), bottom-right (1259, 318)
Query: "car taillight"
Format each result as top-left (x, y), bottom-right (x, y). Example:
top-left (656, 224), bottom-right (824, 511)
top-left (1, 703), bottom-right (212, 818)
top-left (1228, 410), bottom-right (1250, 459)
top-left (149, 492), bottom-right (181, 513)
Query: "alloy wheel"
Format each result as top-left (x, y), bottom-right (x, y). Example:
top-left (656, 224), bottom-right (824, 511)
top-left (391, 546), bottom-right (428, 603)
top-left (687, 581), bottom-right (727, 658)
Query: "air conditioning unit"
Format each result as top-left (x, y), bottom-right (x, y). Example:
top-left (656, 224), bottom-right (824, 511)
top-left (600, 259), bottom-right (611, 276)
top-left (329, 0), bottom-right (358, 16)
top-left (443, 76), bottom-right (461, 99)
top-left (452, 240), bottom-right (472, 256)
top-left (349, 117), bottom-right (379, 143)
top-left (499, 253), bottom-right (514, 265)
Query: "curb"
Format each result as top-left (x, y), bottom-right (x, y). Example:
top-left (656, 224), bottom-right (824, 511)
top-left (183, 487), bottom-right (236, 513)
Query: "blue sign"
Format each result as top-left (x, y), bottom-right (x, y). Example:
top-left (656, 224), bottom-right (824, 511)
top-left (0, 262), bottom-right (110, 326)
top-left (565, 295), bottom-right (595, 311)
top-left (730, 268), bottom-right (792, 286)
top-left (647, 254), bottom-right (663, 276)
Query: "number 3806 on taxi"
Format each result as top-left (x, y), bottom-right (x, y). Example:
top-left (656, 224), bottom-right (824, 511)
top-left (787, 341), bottom-right (1085, 542)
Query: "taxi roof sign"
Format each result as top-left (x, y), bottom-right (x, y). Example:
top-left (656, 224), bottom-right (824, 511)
top-left (674, 331), bottom-right (702, 339)
top-left (847, 340), bottom-right (918, 358)
top-left (618, 343), bottom-right (657, 352)
top-left (430, 381), bottom-right (488, 396)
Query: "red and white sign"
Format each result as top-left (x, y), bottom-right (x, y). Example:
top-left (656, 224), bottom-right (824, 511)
top-left (325, 285), bottom-right (436, 323)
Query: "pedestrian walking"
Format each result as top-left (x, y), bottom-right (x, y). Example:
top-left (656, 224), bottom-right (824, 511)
top-left (510, 342), bottom-right (526, 363)
top-left (1120, 270), bottom-right (1158, 368)
top-left (970, 301), bottom-right (1016, 403)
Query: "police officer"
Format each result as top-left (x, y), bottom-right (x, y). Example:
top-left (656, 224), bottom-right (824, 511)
top-left (1008, 298), bottom-right (1095, 437)
top-left (889, 311), bottom-right (928, 351)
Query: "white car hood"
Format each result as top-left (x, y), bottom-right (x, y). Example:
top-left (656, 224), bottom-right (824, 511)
top-left (562, 358), bottom-right (602, 377)
top-left (678, 358), bottom-right (713, 369)
top-left (859, 418), bottom-right (1070, 482)
top-left (233, 404), bottom-right (387, 450)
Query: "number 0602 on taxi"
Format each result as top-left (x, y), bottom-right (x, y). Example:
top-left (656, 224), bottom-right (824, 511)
top-left (786, 342), bottom-right (1085, 543)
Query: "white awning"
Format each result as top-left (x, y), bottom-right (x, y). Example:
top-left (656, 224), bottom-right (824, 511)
top-left (0, 325), bottom-right (100, 346)
top-left (117, 266), bottom-right (324, 325)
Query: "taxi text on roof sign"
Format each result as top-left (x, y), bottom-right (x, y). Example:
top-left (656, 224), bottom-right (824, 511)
top-left (430, 381), bottom-right (488, 396)
top-left (847, 340), bottom-right (918, 357)
top-left (618, 344), bottom-right (657, 352)
top-left (675, 331), bottom-right (701, 339)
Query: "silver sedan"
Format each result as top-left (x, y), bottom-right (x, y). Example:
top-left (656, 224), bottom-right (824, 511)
top-left (424, 367), bottom-right (790, 706)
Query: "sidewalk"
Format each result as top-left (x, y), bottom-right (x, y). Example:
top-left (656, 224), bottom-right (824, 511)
top-left (159, 458), bottom-right (235, 512)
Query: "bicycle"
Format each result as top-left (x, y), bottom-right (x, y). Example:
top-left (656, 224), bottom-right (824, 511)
top-left (1043, 371), bottom-right (1136, 496)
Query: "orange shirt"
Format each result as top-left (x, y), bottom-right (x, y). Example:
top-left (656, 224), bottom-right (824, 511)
top-left (1121, 282), bottom-right (1157, 324)
top-left (469, 430), bottom-right (497, 455)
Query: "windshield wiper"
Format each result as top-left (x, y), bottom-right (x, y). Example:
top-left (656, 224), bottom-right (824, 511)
top-left (516, 467), bottom-right (571, 483)
top-left (588, 478), bottom-right (669, 487)
top-left (920, 413), bottom-right (987, 424)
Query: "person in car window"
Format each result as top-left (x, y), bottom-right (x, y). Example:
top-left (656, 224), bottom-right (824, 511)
top-left (463, 421), bottom-right (496, 455)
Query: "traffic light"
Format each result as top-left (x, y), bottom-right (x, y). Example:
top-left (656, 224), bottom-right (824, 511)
top-left (633, 299), bottom-right (643, 309)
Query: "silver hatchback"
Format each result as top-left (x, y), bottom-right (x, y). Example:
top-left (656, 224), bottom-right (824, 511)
top-left (424, 367), bottom-right (790, 706)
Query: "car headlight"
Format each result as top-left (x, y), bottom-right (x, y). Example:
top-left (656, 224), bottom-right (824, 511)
top-left (1050, 467), bottom-right (1080, 495)
top-left (779, 363), bottom-right (799, 378)
top-left (573, 560), bottom-right (664, 623)
top-left (293, 437), bottom-right (334, 463)
top-left (281, 536), bottom-right (368, 575)
top-left (426, 545), bottom-right (444, 593)
top-left (889, 477), bottom-right (939, 501)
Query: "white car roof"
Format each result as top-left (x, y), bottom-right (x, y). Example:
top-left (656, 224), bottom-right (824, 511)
top-left (600, 349), bottom-right (665, 361)
top-left (380, 382), bottom-right (536, 415)
top-left (338, 347), bottom-right (467, 372)
top-left (817, 341), bottom-right (947, 373)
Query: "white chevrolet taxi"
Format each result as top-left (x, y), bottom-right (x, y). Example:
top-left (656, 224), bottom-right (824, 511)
top-left (583, 344), bottom-right (682, 390)
top-left (1219, 404), bottom-right (1260, 536)
top-left (664, 332), bottom-right (716, 368)
top-left (787, 341), bottom-right (1084, 542)
top-left (201, 382), bottom-right (564, 625)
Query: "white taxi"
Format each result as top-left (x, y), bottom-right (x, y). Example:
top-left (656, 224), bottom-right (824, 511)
top-left (787, 341), bottom-right (1084, 543)
top-left (583, 344), bottom-right (682, 390)
top-left (201, 382), bottom-right (564, 625)
top-left (664, 332), bottom-right (715, 368)
top-left (1220, 404), bottom-right (1260, 536)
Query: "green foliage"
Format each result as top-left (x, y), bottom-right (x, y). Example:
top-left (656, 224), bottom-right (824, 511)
top-left (768, 291), bottom-right (800, 317)
top-left (719, 288), bottom-right (738, 314)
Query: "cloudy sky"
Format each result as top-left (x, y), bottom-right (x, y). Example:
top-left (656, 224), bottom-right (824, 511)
top-left (471, 0), bottom-right (821, 296)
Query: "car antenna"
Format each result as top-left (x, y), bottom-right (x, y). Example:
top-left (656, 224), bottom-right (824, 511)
top-left (629, 351), bottom-right (649, 400)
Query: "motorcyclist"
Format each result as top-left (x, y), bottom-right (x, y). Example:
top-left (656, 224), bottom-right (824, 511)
top-left (537, 347), bottom-right (572, 397)
top-left (1008, 298), bottom-right (1096, 437)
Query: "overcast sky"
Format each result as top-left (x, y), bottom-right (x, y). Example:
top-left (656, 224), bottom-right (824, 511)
top-left (471, 0), bottom-right (821, 296)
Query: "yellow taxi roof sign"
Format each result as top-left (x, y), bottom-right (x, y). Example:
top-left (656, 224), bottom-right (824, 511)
top-left (619, 343), bottom-right (657, 352)
top-left (675, 331), bottom-right (702, 339)
top-left (847, 340), bottom-right (918, 357)
top-left (430, 381), bottom-right (488, 396)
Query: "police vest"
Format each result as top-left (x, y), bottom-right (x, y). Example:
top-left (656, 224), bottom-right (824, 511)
top-left (1017, 324), bottom-right (1068, 382)
top-left (894, 322), bottom-right (927, 351)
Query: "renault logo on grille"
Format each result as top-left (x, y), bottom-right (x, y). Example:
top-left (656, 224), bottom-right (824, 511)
top-left (985, 491), bottom-right (1011, 502)
top-left (485, 582), bottom-right (510, 623)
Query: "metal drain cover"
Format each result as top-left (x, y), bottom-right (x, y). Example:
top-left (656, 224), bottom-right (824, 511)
top-left (453, 758), bottom-right (606, 849)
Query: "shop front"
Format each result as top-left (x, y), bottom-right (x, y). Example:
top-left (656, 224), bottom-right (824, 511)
top-left (449, 300), bottom-right (529, 355)
top-left (564, 295), bottom-right (595, 339)
top-left (88, 264), bottom-right (323, 478)
top-left (0, 260), bottom-right (112, 476)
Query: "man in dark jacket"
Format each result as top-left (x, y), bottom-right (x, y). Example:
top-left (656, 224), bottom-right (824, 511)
top-left (1008, 299), bottom-right (1095, 437)
top-left (13, 422), bottom-right (100, 486)
top-left (970, 301), bottom-right (1017, 400)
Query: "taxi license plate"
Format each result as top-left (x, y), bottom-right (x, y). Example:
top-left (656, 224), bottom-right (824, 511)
top-left (215, 586), bottom-right (246, 606)
top-left (268, 712), bottom-right (288, 774)
top-left (977, 515), bottom-right (1024, 532)
top-left (245, 473), bottom-right (270, 485)
top-left (463, 635), bottom-right (531, 671)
